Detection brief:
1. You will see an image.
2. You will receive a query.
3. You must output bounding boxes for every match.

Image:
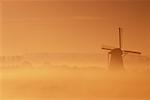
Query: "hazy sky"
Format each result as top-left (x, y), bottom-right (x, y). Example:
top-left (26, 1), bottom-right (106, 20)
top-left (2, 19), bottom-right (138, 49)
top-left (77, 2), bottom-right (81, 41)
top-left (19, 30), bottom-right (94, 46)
top-left (1, 0), bottom-right (150, 56)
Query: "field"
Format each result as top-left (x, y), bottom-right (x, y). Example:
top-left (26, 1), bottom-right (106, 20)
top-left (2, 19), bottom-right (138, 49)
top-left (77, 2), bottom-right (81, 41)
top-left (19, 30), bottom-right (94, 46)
top-left (1, 67), bottom-right (150, 100)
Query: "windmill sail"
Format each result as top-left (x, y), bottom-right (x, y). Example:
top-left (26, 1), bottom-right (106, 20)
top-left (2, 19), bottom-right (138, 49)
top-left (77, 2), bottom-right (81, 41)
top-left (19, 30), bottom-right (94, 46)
top-left (119, 27), bottom-right (122, 49)
top-left (123, 50), bottom-right (141, 54)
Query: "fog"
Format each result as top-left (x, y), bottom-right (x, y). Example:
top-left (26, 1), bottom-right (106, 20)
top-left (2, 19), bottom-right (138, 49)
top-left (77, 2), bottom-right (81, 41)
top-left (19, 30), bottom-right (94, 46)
top-left (1, 66), bottom-right (150, 100)
top-left (0, 53), bottom-right (149, 100)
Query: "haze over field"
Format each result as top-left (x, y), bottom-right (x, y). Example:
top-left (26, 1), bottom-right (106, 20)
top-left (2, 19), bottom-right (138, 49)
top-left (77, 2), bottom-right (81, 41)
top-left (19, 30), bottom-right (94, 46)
top-left (1, 68), bottom-right (150, 100)
top-left (1, 53), bottom-right (150, 100)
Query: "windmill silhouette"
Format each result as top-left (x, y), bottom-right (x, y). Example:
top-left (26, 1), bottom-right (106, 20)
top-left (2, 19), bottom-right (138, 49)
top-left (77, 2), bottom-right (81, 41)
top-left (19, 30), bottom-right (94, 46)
top-left (102, 27), bottom-right (142, 70)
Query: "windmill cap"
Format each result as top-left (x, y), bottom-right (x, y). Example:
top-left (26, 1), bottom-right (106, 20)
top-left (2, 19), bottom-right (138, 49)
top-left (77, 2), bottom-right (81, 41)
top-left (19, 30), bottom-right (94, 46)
top-left (110, 48), bottom-right (123, 55)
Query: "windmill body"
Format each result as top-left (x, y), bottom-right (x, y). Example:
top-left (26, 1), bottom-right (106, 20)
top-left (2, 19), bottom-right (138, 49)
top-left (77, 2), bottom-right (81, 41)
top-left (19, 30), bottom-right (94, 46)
top-left (102, 28), bottom-right (141, 70)
top-left (109, 48), bottom-right (124, 70)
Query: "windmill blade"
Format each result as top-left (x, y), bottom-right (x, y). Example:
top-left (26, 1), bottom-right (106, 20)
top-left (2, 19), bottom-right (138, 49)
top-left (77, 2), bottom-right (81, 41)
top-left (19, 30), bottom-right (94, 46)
top-left (102, 47), bottom-right (113, 51)
top-left (107, 52), bottom-right (111, 65)
top-left (119, 27), bottom-right (122, 49)
top-left (123, 50), bottom-right (141, 54)
top-left (101, 45), bottom-right (115, 50)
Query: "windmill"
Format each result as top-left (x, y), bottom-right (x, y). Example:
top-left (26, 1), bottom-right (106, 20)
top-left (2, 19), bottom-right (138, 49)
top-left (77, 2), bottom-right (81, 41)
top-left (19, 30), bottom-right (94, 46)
top-left (102, 27), bottom-right (141, 70)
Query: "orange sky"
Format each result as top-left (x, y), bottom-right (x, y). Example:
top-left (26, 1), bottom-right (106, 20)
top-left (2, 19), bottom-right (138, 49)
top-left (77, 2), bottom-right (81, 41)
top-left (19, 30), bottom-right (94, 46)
top-left (1, 0), bottom-right (150, 56)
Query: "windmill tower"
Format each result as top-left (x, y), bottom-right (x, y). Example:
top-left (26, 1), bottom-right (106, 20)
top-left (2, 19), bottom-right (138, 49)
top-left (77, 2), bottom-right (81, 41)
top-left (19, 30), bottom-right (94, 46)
top-left (102, 27), bottom-right (141, 70)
